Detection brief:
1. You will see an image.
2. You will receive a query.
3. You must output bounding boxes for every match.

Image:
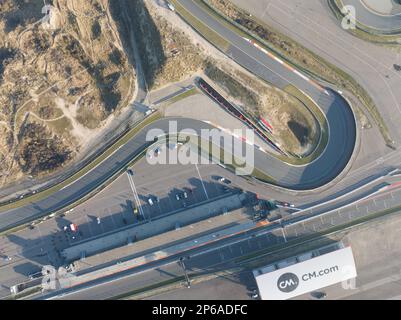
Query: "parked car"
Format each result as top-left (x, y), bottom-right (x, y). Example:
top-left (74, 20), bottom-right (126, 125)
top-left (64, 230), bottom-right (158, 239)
top-left (212, 175), bottom-right (223, 181)
top-left (70, 223), bottom-right (78, 232)
top-left (311, 292), bottom-right (327, 300)
top-left (29, 272), bottom-right (43, 280)
top-left (219, 177), bottom-right (231, 184)
top-left (276, 200), bottom-right (295, 208)
top-left (251, 290), bottom-right (259, 299)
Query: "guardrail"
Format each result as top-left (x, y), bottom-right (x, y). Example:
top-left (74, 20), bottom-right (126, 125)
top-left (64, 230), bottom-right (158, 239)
top-left (0, 112), bottom-right (161, 235)
top-left (329, 0), bottom-right (401, 36)
top-left (0, 111), bottom-right (148, 208)
top-left (197, 78), bottom-right (284, 154)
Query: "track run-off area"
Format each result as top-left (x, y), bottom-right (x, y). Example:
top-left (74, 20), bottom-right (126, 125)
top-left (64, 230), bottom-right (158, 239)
top-left (0, 0), bottom-right (357, 233)
top-left (339, 0), bottom-right (401, 33)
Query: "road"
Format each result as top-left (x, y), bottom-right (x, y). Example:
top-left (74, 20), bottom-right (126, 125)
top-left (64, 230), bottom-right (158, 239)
top-left (147, 207), bottom-right (401, 300)
top-left (231, 0), bottom-right (401, 148)
top-left (37, 178), bottom-right (401, 300)
top-left (342, 0), bottom-right (401, 32)
top-left (0, 0), bottom-right (357, 233)
top-left (39, 223), bottom-right (284, 300)
top-left (1, 148), bottom-right (398, 299)
top-left (176, 0), bottom-right (357, 174)
top-left (5, 0), bottom-right (399, 301)
top-left (229, 0), bottom-right (401, 203)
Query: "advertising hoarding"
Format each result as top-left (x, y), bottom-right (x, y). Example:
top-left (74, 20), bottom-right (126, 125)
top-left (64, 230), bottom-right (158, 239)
top-left (254, 247), bottom-right (357, 300)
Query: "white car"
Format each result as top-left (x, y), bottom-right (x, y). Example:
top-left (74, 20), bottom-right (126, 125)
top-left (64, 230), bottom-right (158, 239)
top-left (252, 293), bottom-right (259, 299)
top-left (148, 198), bottom-right (154, 206)
top-left (251, 289), bottom-right (259, 299)
top-left (167, 3), bottom-right (175, 11)
top-left (219, 177), bottom-right (232, 184)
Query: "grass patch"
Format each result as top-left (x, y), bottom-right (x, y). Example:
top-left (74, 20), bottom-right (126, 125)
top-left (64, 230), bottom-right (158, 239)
top-left (169, 0), bottom-right (231, 52)
top-left (330, 0), bottom-right (401, 42)
top-left (0, 138), bottom-right (151, 237)
top-left (190, 0), bottom-right (250, 38)
top-left (280, 85), bottom-right (330, 165)
top-left (184, 135), bottom-right (278, 184)
top-left (44, 117), bottom-right (73, 137)
top-left (284, 85), bottom-right (327, 130)
top-left (172, 0), bottom-right (328, 158)
top-left (165, 87), bottom-right (200, 105)
top-left (199, 0), bottom-right (392, 146)
top-left (251, 168), bottom-right (277, 184)
top-left (0, 112), bottom-right (161, 214)
top-left (0, 146), bottom-right (149, 238)
top-left (204, 63), bottom-right (260, 108)
top-left (204, 64), bottom-right (323, 159)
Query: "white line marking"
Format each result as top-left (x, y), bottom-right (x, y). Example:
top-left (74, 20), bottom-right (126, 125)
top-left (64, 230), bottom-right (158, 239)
top-left (60, 146), bottom-right (124, 191)
top-left (195, 164), bottom-right (209, 200)
top-left (127, 173), bottom-right (145, 220)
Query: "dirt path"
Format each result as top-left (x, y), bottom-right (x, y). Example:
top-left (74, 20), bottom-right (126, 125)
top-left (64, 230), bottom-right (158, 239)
top-left (54, 97), bottom-right (99, 143)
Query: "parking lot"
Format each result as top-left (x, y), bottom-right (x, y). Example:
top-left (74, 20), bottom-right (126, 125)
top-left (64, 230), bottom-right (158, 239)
top-left (64, 166), bottom-right (237, 244)
top-left (130, 160), bottom-right (234, 222)
top-left (0, 155), bottom-right (250, 298)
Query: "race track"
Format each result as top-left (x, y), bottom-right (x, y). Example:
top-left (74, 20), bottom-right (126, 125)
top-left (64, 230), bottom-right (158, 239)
top-left (341, 0), bottom-right (401, 32)
top-left (0, 0), bottom-right (357, 232)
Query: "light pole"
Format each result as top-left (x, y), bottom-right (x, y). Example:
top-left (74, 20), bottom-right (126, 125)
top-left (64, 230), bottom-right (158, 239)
top-left (179, 257), bottom-right (191, 289)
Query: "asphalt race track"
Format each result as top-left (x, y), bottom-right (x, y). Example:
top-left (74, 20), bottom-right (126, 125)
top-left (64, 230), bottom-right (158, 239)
top-left (166, 0), bottom-right (357, 190)
top-left (342, 0), bottom-right (401, 32)
top-left (0, 0), bottom-right (357, 232)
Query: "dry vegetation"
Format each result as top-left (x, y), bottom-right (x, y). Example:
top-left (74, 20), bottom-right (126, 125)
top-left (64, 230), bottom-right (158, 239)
top-left (0, 0), bottom-right (323, 189)
top-left (206, 0), bottom-right (390, 144)
top-left (204, 63), bottom-right (318, 155)
top-left (127, 0), bottom-right (207, 89)
top-left (0, 0), bottom-right (135, 186)
top-left (207, 0), bottom-right (344, 83)
top-left (132, 0), bottom-right (319, 155)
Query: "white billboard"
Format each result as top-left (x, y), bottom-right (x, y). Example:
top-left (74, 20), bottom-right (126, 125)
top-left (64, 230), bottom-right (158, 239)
top-left (254, 247), bottom-right (357, 300)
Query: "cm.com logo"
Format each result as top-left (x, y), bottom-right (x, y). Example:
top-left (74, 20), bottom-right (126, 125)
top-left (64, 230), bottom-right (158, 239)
top-left (277, 273), bottom-right (299, 293)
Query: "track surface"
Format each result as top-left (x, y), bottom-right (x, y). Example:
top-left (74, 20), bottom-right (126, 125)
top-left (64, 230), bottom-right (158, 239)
top-left (342, 0), bottom-right (401, 32)
top-left (0, 0), bottom-right (356, 231)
